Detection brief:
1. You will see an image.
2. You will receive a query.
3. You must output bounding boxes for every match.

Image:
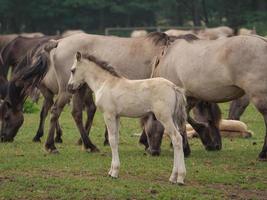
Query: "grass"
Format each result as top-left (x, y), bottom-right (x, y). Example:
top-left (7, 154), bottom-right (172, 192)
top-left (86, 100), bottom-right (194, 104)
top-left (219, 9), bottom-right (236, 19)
top-left (0, 101), bottom-right (266, 200)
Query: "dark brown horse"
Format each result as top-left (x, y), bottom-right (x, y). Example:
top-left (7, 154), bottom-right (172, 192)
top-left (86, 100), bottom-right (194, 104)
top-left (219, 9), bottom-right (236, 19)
top-left (0, 43), bottom-right (55, 141)
top-left (0, 35), bottom-right (60, 78)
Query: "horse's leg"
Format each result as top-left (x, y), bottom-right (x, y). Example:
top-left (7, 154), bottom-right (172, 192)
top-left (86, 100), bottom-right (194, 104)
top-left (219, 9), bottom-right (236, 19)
top-left (45, 92), bottom-right (70, 153)
top-left (228, 95), bottom-right (250, 120)
top-left (156, 115), bottom-right (185, 184)
top-left (103, 127), bottom-right (109, 146)
top-left (84, 89), bottom-right (97, 133)
top-left (54, 121), bottom-right (63, 143)
top-left (251, 96), bottom-right (267, 160)
top-left (72, 89), bottom-right (99, 152)
top-left (104, 113), bottom-right (120, 178)
top-left (76, 88), bottom-right (97, 146)
top-left (33, 88), bottom-right (54, 142)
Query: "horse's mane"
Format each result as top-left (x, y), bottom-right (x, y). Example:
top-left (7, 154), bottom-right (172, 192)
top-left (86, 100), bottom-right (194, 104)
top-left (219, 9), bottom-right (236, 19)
top-left (146, 32), bottom-right (170, 46)
top-left (82, 54), bottom-right (121, 78)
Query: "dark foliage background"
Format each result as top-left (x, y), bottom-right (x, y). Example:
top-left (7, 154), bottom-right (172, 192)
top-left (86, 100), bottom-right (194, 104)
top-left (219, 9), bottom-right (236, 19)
top-left (0, 0), bottom-right (267, 35)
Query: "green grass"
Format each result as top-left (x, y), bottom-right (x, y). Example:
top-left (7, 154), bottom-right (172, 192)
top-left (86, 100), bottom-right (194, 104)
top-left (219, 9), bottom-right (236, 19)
top-left (0, 102), bottom-right (266, 200)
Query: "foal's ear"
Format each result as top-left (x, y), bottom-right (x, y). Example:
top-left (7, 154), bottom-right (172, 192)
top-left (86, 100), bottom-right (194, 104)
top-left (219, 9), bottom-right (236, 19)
top-left (76, 52), bottom-right (82, 61)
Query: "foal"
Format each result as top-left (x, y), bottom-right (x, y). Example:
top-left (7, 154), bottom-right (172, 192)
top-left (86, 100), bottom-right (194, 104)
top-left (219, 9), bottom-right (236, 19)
top-left (67, 52), bottom-right (187, 184)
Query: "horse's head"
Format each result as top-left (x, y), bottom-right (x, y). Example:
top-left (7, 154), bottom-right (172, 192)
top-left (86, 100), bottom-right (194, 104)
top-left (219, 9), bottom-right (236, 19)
top-left (140, 114), bottom-right (164, 156)
top-left (0, 100), bottom-right (24, 142)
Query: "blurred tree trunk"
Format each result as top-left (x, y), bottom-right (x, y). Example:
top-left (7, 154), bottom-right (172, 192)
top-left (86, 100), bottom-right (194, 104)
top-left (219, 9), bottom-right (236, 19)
top-left (257, 0), bottom-right (267, 11)
top-left (191, 0), bottom-right (201, 26)
top-left (202, 0), bottom-right (208, 25)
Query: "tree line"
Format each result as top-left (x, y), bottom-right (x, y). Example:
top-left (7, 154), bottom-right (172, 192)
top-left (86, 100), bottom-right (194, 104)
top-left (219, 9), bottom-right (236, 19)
top-left (0, 0), bottom-right (267, 35)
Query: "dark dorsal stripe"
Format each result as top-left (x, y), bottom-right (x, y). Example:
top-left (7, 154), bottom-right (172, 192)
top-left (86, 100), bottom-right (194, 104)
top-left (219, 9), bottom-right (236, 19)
top-left (82, 54), bottom-right (121, 78)
top-left (169, 34), bottom-right (199, 43)
top-left (146, 32), bottom-right (170, 46)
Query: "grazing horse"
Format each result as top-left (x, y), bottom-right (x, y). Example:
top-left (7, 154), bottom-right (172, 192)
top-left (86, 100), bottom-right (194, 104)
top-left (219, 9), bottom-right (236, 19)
top-left (68, 52), bottom-right (187, 184)
top-left (152, 34), bottom-right (267, 160)
top-left (0, 42), bottom-right (56, 141)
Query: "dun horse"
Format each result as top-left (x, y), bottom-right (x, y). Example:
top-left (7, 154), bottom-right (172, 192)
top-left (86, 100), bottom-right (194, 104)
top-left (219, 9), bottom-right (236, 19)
top-left (152, 34), bottom-right (267, 160)
top-left (67, 52), bottom-right (187, 184)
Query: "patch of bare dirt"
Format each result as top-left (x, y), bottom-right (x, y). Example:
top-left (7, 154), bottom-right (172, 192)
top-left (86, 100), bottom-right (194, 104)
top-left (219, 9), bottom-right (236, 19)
top-left (209, 183), bottom-right (267, 200)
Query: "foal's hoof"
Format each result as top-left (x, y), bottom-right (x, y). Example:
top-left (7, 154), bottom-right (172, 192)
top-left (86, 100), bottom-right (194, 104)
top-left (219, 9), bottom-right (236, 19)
top-left (55, 137), bottom-right (63, 143)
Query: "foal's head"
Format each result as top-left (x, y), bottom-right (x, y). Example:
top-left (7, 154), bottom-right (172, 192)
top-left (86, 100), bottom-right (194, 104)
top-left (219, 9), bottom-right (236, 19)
top-left (68, 52), bottom-right (120, 93)
top-left (67, 52), bottom-right (87, 93)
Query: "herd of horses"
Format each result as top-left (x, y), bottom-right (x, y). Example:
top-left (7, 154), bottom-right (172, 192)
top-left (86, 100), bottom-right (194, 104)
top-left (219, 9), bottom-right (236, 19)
top-left (0, 27), bottom-right (267, 184)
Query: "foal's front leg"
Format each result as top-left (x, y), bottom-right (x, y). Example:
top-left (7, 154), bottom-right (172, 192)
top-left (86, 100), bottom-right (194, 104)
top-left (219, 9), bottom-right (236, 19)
top-left (104, 113), bottom-right (120, 178)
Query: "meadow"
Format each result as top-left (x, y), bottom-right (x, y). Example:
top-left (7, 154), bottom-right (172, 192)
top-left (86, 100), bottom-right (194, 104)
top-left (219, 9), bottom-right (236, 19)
top-left (0, 101), bottom-right (266, 200)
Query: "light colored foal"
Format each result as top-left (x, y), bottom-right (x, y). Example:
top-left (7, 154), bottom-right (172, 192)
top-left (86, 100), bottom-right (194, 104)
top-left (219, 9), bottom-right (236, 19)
top-left (67, 52), bottom-right (188, 184)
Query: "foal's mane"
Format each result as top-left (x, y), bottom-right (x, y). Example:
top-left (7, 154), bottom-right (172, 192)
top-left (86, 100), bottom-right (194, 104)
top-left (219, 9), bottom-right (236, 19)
top-left (82, 54), bottom-right (121, 78)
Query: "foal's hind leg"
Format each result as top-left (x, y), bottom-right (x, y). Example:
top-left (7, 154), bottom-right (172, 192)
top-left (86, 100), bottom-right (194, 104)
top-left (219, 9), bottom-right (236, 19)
top-left (72, 89), bottom-right (99, 152)
top-left (156, 115), bottom-right (186, 184)
top-left (104, 113), bottom-right (120, 178)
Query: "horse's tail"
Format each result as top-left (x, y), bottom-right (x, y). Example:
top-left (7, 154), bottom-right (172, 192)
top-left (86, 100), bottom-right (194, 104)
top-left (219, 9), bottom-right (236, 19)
top-left (174, 87), bottom-right (187, 133)
top-left (10, 40), bottom-right (58, 103)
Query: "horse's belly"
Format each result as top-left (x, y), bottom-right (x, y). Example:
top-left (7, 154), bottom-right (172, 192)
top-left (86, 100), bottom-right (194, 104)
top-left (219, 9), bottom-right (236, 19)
top-left (188, 85), bottom-right (245, 103)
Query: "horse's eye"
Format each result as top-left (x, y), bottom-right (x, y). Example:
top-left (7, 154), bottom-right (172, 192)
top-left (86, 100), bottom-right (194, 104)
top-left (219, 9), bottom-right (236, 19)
top-left (71, 68), bottom-right (76, 74)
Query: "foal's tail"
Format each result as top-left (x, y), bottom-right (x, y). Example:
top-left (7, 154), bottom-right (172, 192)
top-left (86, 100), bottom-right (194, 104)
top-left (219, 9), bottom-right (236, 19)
top-left (174, 87), bottom-right (187, 133)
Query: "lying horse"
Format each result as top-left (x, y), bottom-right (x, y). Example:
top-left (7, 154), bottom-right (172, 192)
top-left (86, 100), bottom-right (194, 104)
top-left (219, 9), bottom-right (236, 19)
top-left (67, 52), bottom-right (187, 184)
top-left (152, 34), bottom-right (267, 160)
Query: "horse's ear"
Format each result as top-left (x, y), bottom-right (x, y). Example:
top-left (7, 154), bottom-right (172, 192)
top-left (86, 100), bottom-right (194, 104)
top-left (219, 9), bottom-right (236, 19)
top-left (76, 52), bottom-right (81, 61)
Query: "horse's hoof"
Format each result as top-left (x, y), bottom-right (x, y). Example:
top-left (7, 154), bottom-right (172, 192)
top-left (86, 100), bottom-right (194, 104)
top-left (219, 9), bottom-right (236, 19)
top-left (205, 145), bottom-right (220, 151)
top-left (103, 140), bottom-right (110, 146)
top-left (183, 147), bottom-right (191, 158)
top-left (32, 137), bottom-right (41, 143)
top-left (45, 148), bottom-right (59, 154)
top-left (258, 152), bottom-right (267, 161)
top-left (76, 139), bottom-right (83, 146)
top-left (91, 147), bottom-right (100, 153)
top-left (45, 144), bottom-right (59, 154)
top-left (55, 137), bottom-right (63, 143)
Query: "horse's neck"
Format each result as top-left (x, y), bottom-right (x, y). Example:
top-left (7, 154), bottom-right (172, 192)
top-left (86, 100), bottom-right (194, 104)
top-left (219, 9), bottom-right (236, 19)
top-left (84, 68), bottom-right (114, 93)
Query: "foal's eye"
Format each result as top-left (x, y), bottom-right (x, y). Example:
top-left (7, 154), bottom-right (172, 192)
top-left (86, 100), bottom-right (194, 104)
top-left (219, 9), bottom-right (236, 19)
top-left (71, 69), bottom-right (76, 74)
